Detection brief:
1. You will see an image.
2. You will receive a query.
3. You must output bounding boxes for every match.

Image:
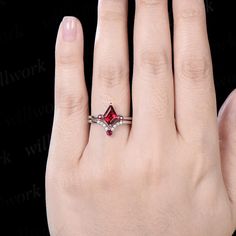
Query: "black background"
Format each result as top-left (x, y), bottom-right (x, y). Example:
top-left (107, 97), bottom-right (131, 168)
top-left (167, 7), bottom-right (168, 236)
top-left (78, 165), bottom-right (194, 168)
top-left (0, 0), bottom-right (235, 235)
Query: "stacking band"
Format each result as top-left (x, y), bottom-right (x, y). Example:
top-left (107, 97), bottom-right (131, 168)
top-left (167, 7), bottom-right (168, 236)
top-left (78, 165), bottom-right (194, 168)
top-left (88, 104), bottom-right (132, 136)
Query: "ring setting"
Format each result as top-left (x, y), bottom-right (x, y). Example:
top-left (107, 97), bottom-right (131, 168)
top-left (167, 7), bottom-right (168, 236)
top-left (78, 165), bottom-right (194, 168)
top-left (88, 104), bottom-right (132, 136)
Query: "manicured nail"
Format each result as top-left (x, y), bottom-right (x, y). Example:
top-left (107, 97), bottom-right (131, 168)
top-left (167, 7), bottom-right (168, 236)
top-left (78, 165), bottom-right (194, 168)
top-left (218, 89), bottom-right (236, 118)
top-left (62, 16), bottom-right (77, 42)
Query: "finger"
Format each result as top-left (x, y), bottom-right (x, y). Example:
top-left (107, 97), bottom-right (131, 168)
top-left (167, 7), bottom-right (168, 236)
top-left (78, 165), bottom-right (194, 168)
top-left (173, 0), bottom-right (217, 141)
top-left (132, 0), bottom-right (175, 140)
top-left (90, 0), bottom-right (130, 143)
top-left (218, 89), bottom-right (236, 225)
top-left (48, 17), bottom-right (89, 169)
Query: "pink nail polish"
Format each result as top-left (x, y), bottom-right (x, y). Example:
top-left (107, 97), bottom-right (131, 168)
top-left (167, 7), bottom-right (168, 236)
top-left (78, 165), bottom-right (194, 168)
top-left (218, 89), bottom-right (236, 118)
top-left (62, 17), bottom-right (77, 42)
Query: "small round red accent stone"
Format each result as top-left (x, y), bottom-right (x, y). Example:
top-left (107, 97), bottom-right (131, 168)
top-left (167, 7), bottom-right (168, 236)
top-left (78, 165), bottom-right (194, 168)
top-left (106, 130), bottom-right (113, 136)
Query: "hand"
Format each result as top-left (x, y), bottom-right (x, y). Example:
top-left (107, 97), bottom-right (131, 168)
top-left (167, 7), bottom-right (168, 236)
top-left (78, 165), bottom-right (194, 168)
top-left (46, 0), bottom-right (236, 235)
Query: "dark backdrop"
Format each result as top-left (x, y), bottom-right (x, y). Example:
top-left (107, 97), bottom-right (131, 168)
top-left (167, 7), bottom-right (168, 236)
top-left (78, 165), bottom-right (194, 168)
top-left (0, 0), bottom-right (235, 235)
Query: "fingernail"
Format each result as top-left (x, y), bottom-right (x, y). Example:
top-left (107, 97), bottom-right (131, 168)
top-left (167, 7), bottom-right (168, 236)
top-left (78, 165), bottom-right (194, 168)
top-left (62, 16), bottom-right (77, 42)
top-left (218, 89), bottom-right (236, 118)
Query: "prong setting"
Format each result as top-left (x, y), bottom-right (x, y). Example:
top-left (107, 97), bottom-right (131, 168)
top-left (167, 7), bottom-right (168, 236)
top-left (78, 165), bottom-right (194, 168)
top-left (88, 105), bottom-right (132, 136)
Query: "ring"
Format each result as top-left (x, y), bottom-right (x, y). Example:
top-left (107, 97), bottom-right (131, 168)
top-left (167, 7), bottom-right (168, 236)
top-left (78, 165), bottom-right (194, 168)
top-left (88, 104), bottom-right (132, 136)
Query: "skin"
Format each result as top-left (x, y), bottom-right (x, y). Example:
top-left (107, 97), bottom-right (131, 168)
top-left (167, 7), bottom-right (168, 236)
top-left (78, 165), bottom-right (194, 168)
top-left (45, 0), bottom-right (236, 235)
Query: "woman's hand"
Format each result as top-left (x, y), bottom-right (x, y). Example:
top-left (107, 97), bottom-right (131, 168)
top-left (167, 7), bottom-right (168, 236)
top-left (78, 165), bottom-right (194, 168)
top-left (46, 0), bottom-right (236, 235)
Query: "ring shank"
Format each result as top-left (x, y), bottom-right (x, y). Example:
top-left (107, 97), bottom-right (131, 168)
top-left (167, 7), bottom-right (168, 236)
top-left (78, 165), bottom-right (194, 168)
top-left (88, 116), bottom-right (132, 124)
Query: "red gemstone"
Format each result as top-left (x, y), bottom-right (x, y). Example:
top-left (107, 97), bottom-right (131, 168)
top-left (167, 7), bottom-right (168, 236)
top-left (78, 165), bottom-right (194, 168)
top-left (106, 130), bottom-right (113, 136)
top-left (104, 105), bottom-right (119, 125)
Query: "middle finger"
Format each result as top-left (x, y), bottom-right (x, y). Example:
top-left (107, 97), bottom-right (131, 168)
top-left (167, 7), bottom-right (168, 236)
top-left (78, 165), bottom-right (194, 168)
top-left (132, 0), bottom-right (175, 141)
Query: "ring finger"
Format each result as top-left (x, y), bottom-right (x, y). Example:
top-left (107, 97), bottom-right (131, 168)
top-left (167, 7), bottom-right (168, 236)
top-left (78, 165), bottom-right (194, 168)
top-left (132, 0), bottom-right (175, 142)
top-left (89, 0), bottom-right (130, 146)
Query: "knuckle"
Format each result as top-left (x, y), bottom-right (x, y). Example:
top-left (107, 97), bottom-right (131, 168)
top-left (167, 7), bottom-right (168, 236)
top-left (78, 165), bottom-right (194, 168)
top-left (56, 44), bottom-right (80, 68)
top-left (99, 1), bottom-right (126, 23)
top-left (140, 158), bottom-right (162, 186)
top-left (138, 0), bottom-right (164, 7)
top-left (47, 169), bottom-right (79, 194)
top-left (191, 157), bottom-right (216, 189)
top-left (96, 64), bottom-right (128, 89)
top-left (56, 51), bottom-right (79, 69)
top-left (180, 57), bottom-right (211, 84)
top-left (184, 125), bottom-right (212, 149)
top-left (181, 154), bottom-right (212, 189)
top-left (139, 50), bottom-right (170, 77)
top-left (96, 173), bottom-right (118, 192)
top-left (56, 90), bottom-right (88, 116)
top-left (82, 166), bottom-right (120, 193)
top-left (99, 10), bottom-right (125, 22)
top-left (182, 135), bottom-right (217, 183)
top-left (177, 8), bottom-right (204, 21)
